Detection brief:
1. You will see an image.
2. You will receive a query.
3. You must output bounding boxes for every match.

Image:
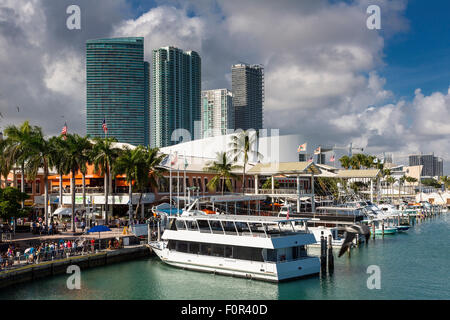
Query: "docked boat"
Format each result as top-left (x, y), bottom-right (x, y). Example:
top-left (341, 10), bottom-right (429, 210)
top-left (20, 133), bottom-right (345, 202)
top-left (149, 214), bottom-right (320, 282)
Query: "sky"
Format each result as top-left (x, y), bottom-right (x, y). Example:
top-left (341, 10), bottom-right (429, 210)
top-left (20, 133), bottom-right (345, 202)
top-left (0, 0), bottom-right (449, 173)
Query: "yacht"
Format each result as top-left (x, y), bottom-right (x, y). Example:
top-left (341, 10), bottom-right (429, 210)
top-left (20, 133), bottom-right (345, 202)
top-left (149, 214), bottom-right (320, 282)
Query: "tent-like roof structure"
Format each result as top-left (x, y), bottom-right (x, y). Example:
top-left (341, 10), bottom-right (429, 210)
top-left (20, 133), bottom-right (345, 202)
top-left (247, 162), bottom-right (321, 176)
top-left (336, 169), bottom-right (381, 179)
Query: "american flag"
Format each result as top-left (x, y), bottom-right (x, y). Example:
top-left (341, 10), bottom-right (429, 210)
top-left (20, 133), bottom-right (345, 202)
top-left (61, 122), bottom-right (67, 136)
top-left (308, 156), bottom-right (313, 162)
top-left (170, 152), bottom-right (178, 166)
top-left (102, 118), bottom-right (108, 133)
top-left (330, 154), bottom-right (335, 162)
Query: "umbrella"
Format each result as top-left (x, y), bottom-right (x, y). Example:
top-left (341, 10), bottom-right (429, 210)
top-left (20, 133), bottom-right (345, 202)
top-left (87, 225), bottom-right (112, 243)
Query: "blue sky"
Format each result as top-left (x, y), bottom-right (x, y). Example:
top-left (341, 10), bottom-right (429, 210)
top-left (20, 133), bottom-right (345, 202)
top-left (379, 0), bottom-right (450, 100)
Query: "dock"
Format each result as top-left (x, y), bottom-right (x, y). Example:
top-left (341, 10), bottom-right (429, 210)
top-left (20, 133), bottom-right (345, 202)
top-left (0, 245), bottom-right (153, 289)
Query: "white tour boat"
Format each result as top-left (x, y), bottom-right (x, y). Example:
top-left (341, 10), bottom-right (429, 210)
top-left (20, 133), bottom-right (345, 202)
top-left (149, 214), bottom-right (320, 282)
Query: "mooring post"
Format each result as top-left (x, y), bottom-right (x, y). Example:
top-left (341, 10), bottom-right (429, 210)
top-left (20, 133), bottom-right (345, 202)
top-left (327, 234), bottom-right (334, 273)
top-left (382, 220), bottom-right (385, 237)
top-left (320, 236), bottom-right (326, 273)
top-left (372, 222), bottom-right (375, 240)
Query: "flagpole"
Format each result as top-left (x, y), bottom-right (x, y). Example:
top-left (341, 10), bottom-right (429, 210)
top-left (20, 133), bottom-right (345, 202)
top-left (177, 162), bottom-right (180, 212)
top-left (169, 151), bottom-right (172, 210)
top-left (183, 152), bottom-right (186, 203)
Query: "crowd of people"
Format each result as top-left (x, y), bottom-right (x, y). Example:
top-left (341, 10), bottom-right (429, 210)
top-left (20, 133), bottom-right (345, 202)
top-left (0, 236), bottom-right (124, 271)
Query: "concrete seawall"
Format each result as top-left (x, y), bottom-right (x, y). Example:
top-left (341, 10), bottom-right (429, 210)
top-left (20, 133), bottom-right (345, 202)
top-left (0, 245), bottom-right (153, 289)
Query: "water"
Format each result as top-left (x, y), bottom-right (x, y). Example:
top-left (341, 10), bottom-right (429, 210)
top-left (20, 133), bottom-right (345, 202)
top-left (1, 214), bottom-right (449, 300)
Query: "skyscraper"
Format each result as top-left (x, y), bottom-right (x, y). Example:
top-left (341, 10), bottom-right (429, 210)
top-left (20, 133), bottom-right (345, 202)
top-left (231, 63), bottom-right (264, 131)
top-left (201, 89), bottom-right (234, 138)
top-left (409, 153), bottom-right (444, 177)
top-left (86, 37), bottom-right (149, 146)
top-left (151, 46), bottom-right (201, 148)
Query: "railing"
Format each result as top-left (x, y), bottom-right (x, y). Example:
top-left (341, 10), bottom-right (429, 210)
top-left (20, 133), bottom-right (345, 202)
top-left (243, 188), bottom-right (312, 195)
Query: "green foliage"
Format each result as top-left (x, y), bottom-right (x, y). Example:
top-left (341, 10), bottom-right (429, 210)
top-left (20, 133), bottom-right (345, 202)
top-left (261, 179), bottom-right (280, 190)
top-left (0, 187), bottom-right (29, 220)
top-left (339, 153), bottom-right (383, 170)
top-left (421, 178), bottom-right (441, 188)
top-left (204, 152), bottom-right (241, 195)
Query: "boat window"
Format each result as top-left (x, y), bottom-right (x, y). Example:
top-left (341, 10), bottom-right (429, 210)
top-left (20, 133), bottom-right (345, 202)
top-left (248, 222), bottom-right (265, 235)
top-left (177, 241), bottom-right (188, 253)
top-left (200, 243), bottom-right (212, 255)
top-left (212, 244), bottom-right (225, 257)
top-left (197, 220), bottom-right (211, 233)
top-left (225, 246), bottom-right (233, 258)
top-left (235, 222), bottom-right (250, 234)
top-left (222, 221), bottom-right (237, 234)
top-left (186, 220), bottom-right (199, 231)
top-left (168, 240), bottom-right (176, 250)
top-left (233, 246), bottom-right (264, 262)
top-left (265, 249), bottom-right (277, 262)
top-left (175, 219), bottom-right (186, 230)
top-left (169, 219), bottom-right (177, 230)
top-left (189, 242), bottom-right (200, 254)
top-left (209, 220), bottom-right (224, 234)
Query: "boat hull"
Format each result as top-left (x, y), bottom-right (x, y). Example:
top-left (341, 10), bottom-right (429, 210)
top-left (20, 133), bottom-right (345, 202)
top-left (150, 244), bottom-right (320, 282)
top-left (374, 227), bottom-right (397, 235)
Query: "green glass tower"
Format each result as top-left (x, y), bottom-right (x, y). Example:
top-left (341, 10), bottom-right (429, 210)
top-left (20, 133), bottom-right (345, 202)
top-left (151, 46), bottom-right (201, 148)
top-left (86, 37), bottom-right (149, 146)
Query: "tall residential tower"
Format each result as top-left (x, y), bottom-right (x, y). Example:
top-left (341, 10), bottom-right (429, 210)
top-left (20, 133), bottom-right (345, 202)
top-left (231, 63), bottom-right (264, 131)
top-left (151, 46), bottom-right (201, 148)
top-left (86, 37), bottom-right (149, 146)
top-left (201, 89), bottom-right (234, 138)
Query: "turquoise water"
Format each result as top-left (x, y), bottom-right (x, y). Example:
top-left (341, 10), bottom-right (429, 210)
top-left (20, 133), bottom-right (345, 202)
top-left (1, 214), bottom-right (449, 300)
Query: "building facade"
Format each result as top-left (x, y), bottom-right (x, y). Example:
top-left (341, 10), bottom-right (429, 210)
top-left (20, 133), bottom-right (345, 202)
top-left (151, 47), bottom-right (201, 148)
top-left (231, 63), bottom-right (264, 131)
top-left (86, 37), bottom-right (149, 146)
top-left (201, 89), bottom-right (234, 138)
top-left (409, 153), bottom-right (443, 177)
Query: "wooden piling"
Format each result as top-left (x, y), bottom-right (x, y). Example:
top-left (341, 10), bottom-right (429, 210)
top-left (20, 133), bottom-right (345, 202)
top-left (372, 222), bottom-right (375, 240)
top-left (382, 220), bottom-right (385, 237)
top-left (320, 236), bottom-right (327, 273)
top-left (327, 234), bottom-right (334, 273)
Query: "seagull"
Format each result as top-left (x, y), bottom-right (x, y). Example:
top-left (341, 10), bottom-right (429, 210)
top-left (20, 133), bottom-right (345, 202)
top-left (0, 112), bottom-right (3, 118)
top-left (337, 224), bottom-right (371, 257)
top-left (16, 106), bottom-right (20, 112)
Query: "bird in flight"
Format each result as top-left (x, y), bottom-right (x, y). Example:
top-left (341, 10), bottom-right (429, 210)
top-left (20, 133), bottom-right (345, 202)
top-left (16, 106), bottom-right (20, 112)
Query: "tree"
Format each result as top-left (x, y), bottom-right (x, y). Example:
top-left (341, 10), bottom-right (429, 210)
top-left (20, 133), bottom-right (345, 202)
top-left (0, 139), bottom-right (12, 187)
top-left (262, 179), bottom-right (280, 190)
top-left (135, 147), bottom-right (167, 218)
top-left (439, 176), bottom-right (449, 190)
top-left (62, 134), bottom-right (94, 232)
top-left (3, 121), bottom-right (36, 207)
top-left (113, 146), bottom-right (148, 223)
top-left (48, 136), bottom-right (70, 210)
top-left (228, 130), bottom-right (262, 194)
top-left (23, 126), bottom-right (52, 224)
top-left (204, 152), bottom-right (241, 195)
top-left (339, 155), bottom-right (352, 169)
top-left (91, 137), bottom-right (120, 224)
top-left (0, 187), bottom-right (29, 223)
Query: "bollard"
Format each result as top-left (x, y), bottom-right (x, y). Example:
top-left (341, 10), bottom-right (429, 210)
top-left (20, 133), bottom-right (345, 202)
top-left (327, 234), bottom-right (334, 273)
top-left (320, 236), bottom-right (327, 273)
top-left (372, 223), bottom-right (375, 240)
top-left (382, 220), bottom-right (385, 237)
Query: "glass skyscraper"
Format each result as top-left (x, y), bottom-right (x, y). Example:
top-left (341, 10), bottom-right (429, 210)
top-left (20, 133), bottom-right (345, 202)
top-left (231, 63), bottom-right (264, 131)
top-left (86, 37), bottom-right (149, 146)
top-left (201, 89), bottom-right (234, 138)
top-left (151, 46), bottom-right (201, 148)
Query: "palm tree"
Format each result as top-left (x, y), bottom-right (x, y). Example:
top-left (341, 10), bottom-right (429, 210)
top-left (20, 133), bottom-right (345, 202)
top-left (204, 152), bottom-right (241, 195)
top-left (75, 136), bottom-right (93, 212)
top-left (113, 146), bottom-right (148, 223)
top-left (439, 176), bottom-right (449, 190)
top-left (228, 130), bottom-right (262, 194)
top-left (0, 139), bottom-right (12, 187)
top-left (3, 121), bottom-right (35, 207)
top-left (91, 137), bottom-right (120, 225)
top-left (339, 155), bottom-right (352, 169)
top-left (385, 176), bottom-right (396, 201)
top-left (62, 134), bottom-right (94, 232)
top-left (135, 147), bottom-right (167, 218)
top-left (25, 126), bottom-right (52, 224)
top-left (48, 136), bottom-right (70, 210)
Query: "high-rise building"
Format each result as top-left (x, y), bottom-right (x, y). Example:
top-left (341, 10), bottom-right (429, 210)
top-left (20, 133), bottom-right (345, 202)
top-left (201, 89), bottom-right (234, 138)
top-left (151, 46), bottom-right (201, 148)
top-left (86, 37), bottom-right (149, 146)
top-left (409, 153), bottom-right (443, 177)
top-left (231, 63), bottom-right (264, 131)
